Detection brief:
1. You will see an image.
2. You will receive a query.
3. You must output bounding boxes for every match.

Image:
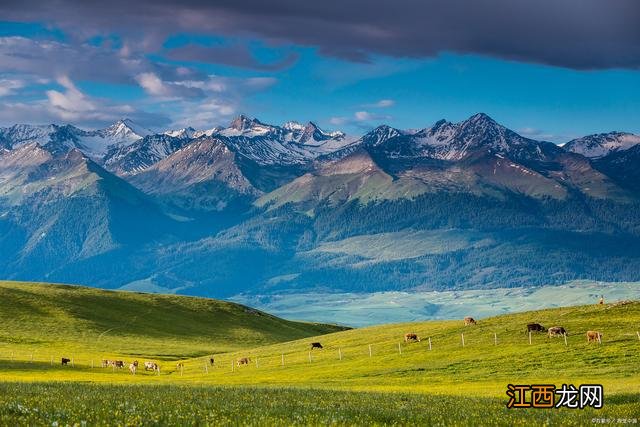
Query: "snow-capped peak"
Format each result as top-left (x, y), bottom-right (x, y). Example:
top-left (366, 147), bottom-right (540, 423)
top-left (282, 121), bottom-right (305, 132)
top-left (564, 132), bottom-right (640, 159)
top-left (102, 119), bottom-right (152, 141)
top-left (361, 125), bottom-right (403, 146)
top-left (164, 127), bottom-right (196, 139)
top-left (229, 115), bottom-right (262, 132)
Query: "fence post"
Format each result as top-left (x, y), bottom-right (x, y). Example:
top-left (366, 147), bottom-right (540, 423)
top-left (281, 354), bottom-right (284, 367)
top-left (30, 353), bottom-right (33, 363)
top-left (368, 344), bottom-right (372, 358)
top-left (50, 356), bottom-right (53, 366)
top-left (91, 360), bottom-right (94, 369)
top-left (529, 331), bottom-right (532, 345)
top-left (398, 343), bottom-right (402, 354)
top-left (597, 334), bottom-right (602, 345)
top-left (71, 358), bottom-right (75, 368)
top-left (636, 331), bottom-right (640, 341)
top-left (338, 348), bottom-right (342, 361)
top-left (256, 358), bottom-right (259, 368)
top-left (181, 365), bottom-right (184, 376)
top-left (494, 333), bottom-right (498, 346)
top-left (204, 362), bottom-right (208, 374)
top-left (428, 337), bottom-right (432, 351)
top-left (564, 333), bottom-right (568, 346)
top-left (232, 360), bottom-right (235, 372)
top-left (461, 333), bottom-right (465, 347)
top-left (308, 351), bottom-right (312, 363)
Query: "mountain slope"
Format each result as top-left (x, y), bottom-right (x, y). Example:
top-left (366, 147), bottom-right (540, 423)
top-left (0, 145), bottom-right (175, 280)
top-left (102, 133), bottom-right (193, 176)
top-left (594, 144), bottom-right (640, 193)
top-left (129, 137), bottom-right (261, 212)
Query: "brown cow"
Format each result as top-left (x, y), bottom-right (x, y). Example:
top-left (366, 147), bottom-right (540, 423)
top-left (115, 360), bottom-right (125, 369)
top-left (464, 317), bottom-right (477, 326)
top-left (209, 357), bottom-right (215, 366)
top-left (310, 342), bottom-right (323, 349)
top-left (236, 357), bottom-right (250, 366)
top-left (404, 333), bottom-right (420, 342)
top-left (586, 330), bottom-right (603, 343)
top-left (61, 358), bottom-right (71, 366)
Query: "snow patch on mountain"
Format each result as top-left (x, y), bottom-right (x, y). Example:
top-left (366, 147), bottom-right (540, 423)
top-left (565, 132), bottom-right (640, 158)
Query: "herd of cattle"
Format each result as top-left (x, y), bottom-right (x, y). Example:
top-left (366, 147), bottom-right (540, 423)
top-left (57, 316), bottom-right (606, 374)
top-left (93, 359), bottom-right (160, 375)
top-left (402, 317), bottom-right (603, 344)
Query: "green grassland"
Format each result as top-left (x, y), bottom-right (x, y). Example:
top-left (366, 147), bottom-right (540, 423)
top-left (0, 281), bottom-right (345, 360)
top-left (1, 280), bottom-right (639, 425)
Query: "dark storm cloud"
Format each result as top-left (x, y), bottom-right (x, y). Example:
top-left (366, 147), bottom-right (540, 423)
top-left (1, 0), bottom-right (638, 70)
top-left (165, 44), bottom-right (300, 71)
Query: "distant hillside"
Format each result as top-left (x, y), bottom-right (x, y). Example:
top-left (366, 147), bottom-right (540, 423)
top-left (0, 281), bottom-right (346, 359)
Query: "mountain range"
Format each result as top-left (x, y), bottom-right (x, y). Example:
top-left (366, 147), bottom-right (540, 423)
top-left (1, 113), bottom-right (640, 297)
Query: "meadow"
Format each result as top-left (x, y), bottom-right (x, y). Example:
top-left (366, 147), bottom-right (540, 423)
top-left (1, 383), bottom-right (637, 426)
top-left (1, 281), bottom-right (639, 425)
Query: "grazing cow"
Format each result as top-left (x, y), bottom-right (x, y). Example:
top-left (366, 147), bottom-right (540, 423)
top-left (236, 357), bottom-right (250, 366)
top-left (310, 342), bottom-right (323, 349)
top-left (129, 360), bottom-right (138, 375)
top-left (526, 323), bottom-right (546, 333)
top-left (404, 333), bottom-right (420, 343)
top-left (548, 326), bottom-right (567, 337)
top-left (102, 360), bottom-right (117, 368)
top-left (209, 357), bottom-right (215, 366)
top-left (61, 358), bottom-right (71, 366)
top-left (587, 331), bottom-right (603, 343)
top-left (464, 317), bottom-right (477, 326)
top-left (115, 360), bottom-right (125, 369)
top-left (176, 362), bottom-right (184, 370)
top-left (144, 361), bottom-right (159, 372)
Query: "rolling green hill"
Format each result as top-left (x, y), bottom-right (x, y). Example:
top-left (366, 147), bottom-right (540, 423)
top-left (0, 281), bottom-right (345, 360)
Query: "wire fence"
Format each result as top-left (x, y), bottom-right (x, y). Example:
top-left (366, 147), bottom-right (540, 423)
top-left (1, 329), bottom-right (637, 378)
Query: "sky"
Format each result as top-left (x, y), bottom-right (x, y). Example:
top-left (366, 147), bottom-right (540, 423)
top-left (0, 0), bottom-right (638, 143)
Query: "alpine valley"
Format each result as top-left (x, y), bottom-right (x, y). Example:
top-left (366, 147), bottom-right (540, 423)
top-left (2, 113), bottom-right (640, 305)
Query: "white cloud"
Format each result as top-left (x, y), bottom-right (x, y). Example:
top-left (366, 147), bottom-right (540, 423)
top-left (355, 111), bottom-right (373, 121)
top-left (45, 76), bottom-right (97, 119)
top-left (329, 116), bottom-right (348, 126)
top-left (376, 99), bottom-right (395, 107)
top-left (135, 72), bottom-right (171, 97)
top-left (365, 99), bottom-right (395, 108)
top-left (0, 79), bottom-right (26, 97)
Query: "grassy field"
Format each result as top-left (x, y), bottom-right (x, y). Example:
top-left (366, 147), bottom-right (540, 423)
top-left (0, 281), bottom-right (345, 360)
top-left (2, 383), bottom-right (637, 426)
top-left (1, 281), bottom-right (639, 425)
